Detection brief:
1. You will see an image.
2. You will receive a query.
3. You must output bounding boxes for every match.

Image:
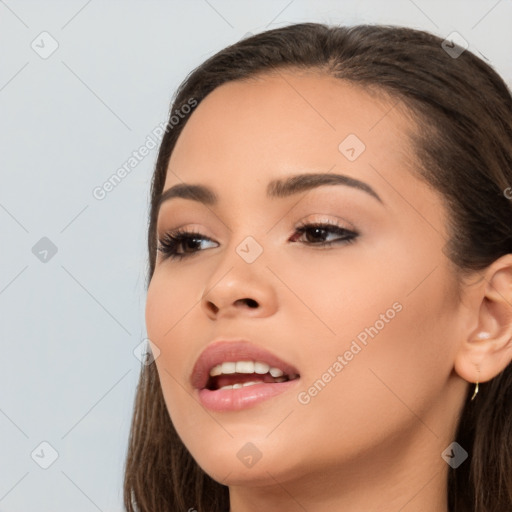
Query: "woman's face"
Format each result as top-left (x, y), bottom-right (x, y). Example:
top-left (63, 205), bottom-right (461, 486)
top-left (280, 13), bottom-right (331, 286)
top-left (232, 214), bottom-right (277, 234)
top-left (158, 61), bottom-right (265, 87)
top-left (146, 71), bottom-right (469, 492)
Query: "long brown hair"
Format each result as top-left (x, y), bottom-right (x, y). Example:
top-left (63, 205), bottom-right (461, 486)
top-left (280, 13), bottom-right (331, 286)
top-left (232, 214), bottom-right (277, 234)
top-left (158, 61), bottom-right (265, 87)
top-left (124, 22), bottom-right (512, 512)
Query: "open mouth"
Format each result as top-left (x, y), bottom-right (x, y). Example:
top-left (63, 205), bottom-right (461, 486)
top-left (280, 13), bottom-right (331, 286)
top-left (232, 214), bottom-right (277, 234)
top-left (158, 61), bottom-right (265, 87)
top-left (192, 341), bottom-right (301, 411)
top-left (205, 361), bottom-right (300, 391)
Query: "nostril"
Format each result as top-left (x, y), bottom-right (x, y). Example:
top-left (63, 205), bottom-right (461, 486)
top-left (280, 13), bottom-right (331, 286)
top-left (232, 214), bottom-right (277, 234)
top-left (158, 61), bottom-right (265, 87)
top-left (243, 298), bottom-right (258, 308)
top-left (207, 301), bottom-right (219, 314)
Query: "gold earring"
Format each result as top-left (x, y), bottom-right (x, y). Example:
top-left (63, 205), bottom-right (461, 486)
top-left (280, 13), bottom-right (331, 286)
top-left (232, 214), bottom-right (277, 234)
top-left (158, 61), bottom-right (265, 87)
top-left (471, 380), bottom-right (479, 401)
top-left (471, 367), bottom-right (480, 401)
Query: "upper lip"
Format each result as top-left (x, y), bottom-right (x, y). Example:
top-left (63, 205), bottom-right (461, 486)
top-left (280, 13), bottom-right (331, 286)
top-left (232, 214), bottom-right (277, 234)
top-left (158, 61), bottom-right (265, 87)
top-left (190, 339), bottom-right (301, 390)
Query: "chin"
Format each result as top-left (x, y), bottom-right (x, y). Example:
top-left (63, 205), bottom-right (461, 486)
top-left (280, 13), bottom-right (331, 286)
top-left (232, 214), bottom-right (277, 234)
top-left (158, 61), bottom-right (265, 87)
top-left (185, 434), bottom-right (303, 487)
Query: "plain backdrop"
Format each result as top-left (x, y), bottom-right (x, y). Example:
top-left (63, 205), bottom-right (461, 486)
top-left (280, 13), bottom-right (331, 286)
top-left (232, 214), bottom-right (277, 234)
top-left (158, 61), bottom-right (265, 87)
top-left (1, 1), bottom-right (511, 510)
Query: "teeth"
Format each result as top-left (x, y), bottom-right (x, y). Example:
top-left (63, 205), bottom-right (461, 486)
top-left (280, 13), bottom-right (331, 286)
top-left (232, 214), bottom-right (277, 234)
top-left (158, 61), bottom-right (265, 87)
top-left (209, 360), bottom-right (285, 377)
top-left (269, 367), bottom-right (284, 378)
top-left (242, 381), bottom-right (260, 387)
top-left (220, 362), bottom-right (236, 374)
top-left (254, 362), bottom-right (270, 374)
top-left (218, 381), bottom-right (261, 391)
top-left (209, 364), bottom-right (223, 377)
top-left (235, 361), bottom-right (254, 373)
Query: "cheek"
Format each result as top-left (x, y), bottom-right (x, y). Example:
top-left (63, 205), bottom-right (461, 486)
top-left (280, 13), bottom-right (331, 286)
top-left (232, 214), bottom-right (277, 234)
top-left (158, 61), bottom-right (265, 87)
top-left (299, 267), bottom-right (460, 444)
top-left (145, 273), bottom-right (204, 435)
top-left (144, 270), bottom-right (198, 396)
top-left (145, 267), bottom-right (199, 342)
top-left (288, 242), bottom-right (459, 418)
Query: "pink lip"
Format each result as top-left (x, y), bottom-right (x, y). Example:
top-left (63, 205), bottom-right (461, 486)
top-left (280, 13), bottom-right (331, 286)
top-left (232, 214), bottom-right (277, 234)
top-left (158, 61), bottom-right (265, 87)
top-left (190, 339), bottom-right (301, 411)
top-left (197, 379), bottom-right (301, 412)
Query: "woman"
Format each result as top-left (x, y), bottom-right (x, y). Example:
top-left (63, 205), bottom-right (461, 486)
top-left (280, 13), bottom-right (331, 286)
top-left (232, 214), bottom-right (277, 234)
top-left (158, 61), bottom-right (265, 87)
top-left (124, 22), bottom-right (512, 512)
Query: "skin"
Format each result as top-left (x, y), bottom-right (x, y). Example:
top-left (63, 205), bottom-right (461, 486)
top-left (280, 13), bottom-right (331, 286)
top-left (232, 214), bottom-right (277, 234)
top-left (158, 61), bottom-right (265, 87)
top-left (145, 70), bottom-right (512, 512)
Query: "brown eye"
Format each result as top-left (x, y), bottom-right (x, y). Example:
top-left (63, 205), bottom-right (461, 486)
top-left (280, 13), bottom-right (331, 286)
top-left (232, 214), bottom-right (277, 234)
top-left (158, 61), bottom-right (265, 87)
top-left (290, 223), bottom-right (359, 246)
top-left (157, 229), bottom-right (217, 261)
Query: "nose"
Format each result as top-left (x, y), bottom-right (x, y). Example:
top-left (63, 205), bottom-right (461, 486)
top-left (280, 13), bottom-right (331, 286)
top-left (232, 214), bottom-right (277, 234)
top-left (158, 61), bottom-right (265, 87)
top-left (201, 254), bottom-right (278, 321)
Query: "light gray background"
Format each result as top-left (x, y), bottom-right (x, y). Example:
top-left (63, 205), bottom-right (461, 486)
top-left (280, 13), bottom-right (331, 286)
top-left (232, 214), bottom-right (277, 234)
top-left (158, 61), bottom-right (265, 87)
top-left (1, 1), bottom-right (510, 510)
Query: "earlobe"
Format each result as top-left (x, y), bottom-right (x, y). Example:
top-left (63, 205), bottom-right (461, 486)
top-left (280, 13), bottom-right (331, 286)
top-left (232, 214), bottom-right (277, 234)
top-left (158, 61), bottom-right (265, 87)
top-left (454, 254), bottom-right (512, 386)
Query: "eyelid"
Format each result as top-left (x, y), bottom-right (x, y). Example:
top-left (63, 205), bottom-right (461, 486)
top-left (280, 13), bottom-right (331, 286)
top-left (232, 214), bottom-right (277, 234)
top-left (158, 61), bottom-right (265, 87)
top-left (294, 214), bottom-right (356, 232)
top-left (156, 222), bottom-right (215, 239)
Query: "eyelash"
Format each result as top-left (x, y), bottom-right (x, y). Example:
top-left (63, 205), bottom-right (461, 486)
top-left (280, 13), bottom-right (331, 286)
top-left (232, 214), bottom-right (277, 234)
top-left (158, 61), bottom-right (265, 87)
top-left (157, 221), bottom-right (359, 261)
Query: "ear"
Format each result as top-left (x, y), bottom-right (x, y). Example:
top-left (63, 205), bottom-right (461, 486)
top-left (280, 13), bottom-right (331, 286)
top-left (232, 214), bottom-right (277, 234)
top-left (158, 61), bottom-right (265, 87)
top-left (454, 254), bottom-right (512, 385)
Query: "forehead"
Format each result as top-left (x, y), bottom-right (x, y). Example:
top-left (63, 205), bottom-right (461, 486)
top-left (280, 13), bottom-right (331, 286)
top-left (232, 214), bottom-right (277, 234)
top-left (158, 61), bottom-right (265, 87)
top-left (165, 70), bottom-right (419, 193)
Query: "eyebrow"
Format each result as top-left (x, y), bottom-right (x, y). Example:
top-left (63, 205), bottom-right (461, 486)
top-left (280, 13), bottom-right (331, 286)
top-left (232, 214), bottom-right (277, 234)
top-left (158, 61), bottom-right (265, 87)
top-left (157, 172), bottom-right (382, 211)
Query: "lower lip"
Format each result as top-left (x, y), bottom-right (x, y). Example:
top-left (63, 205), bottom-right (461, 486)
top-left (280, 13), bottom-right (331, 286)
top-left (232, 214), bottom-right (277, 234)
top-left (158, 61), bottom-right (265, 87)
top-left (197, 379), bottom-right (300, 412)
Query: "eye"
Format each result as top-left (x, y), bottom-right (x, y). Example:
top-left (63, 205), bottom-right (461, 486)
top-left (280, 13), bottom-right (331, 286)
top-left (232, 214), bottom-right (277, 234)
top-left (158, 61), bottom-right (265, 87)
top-left (157, 228), bottom-right (218, 261)
top-left (289, 221), bottom-right (359, 246)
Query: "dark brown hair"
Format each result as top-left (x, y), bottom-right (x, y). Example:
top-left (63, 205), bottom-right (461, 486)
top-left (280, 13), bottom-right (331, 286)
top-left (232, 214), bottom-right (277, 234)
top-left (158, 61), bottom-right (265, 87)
top-left (124, 22), bottom-right (512, 512)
